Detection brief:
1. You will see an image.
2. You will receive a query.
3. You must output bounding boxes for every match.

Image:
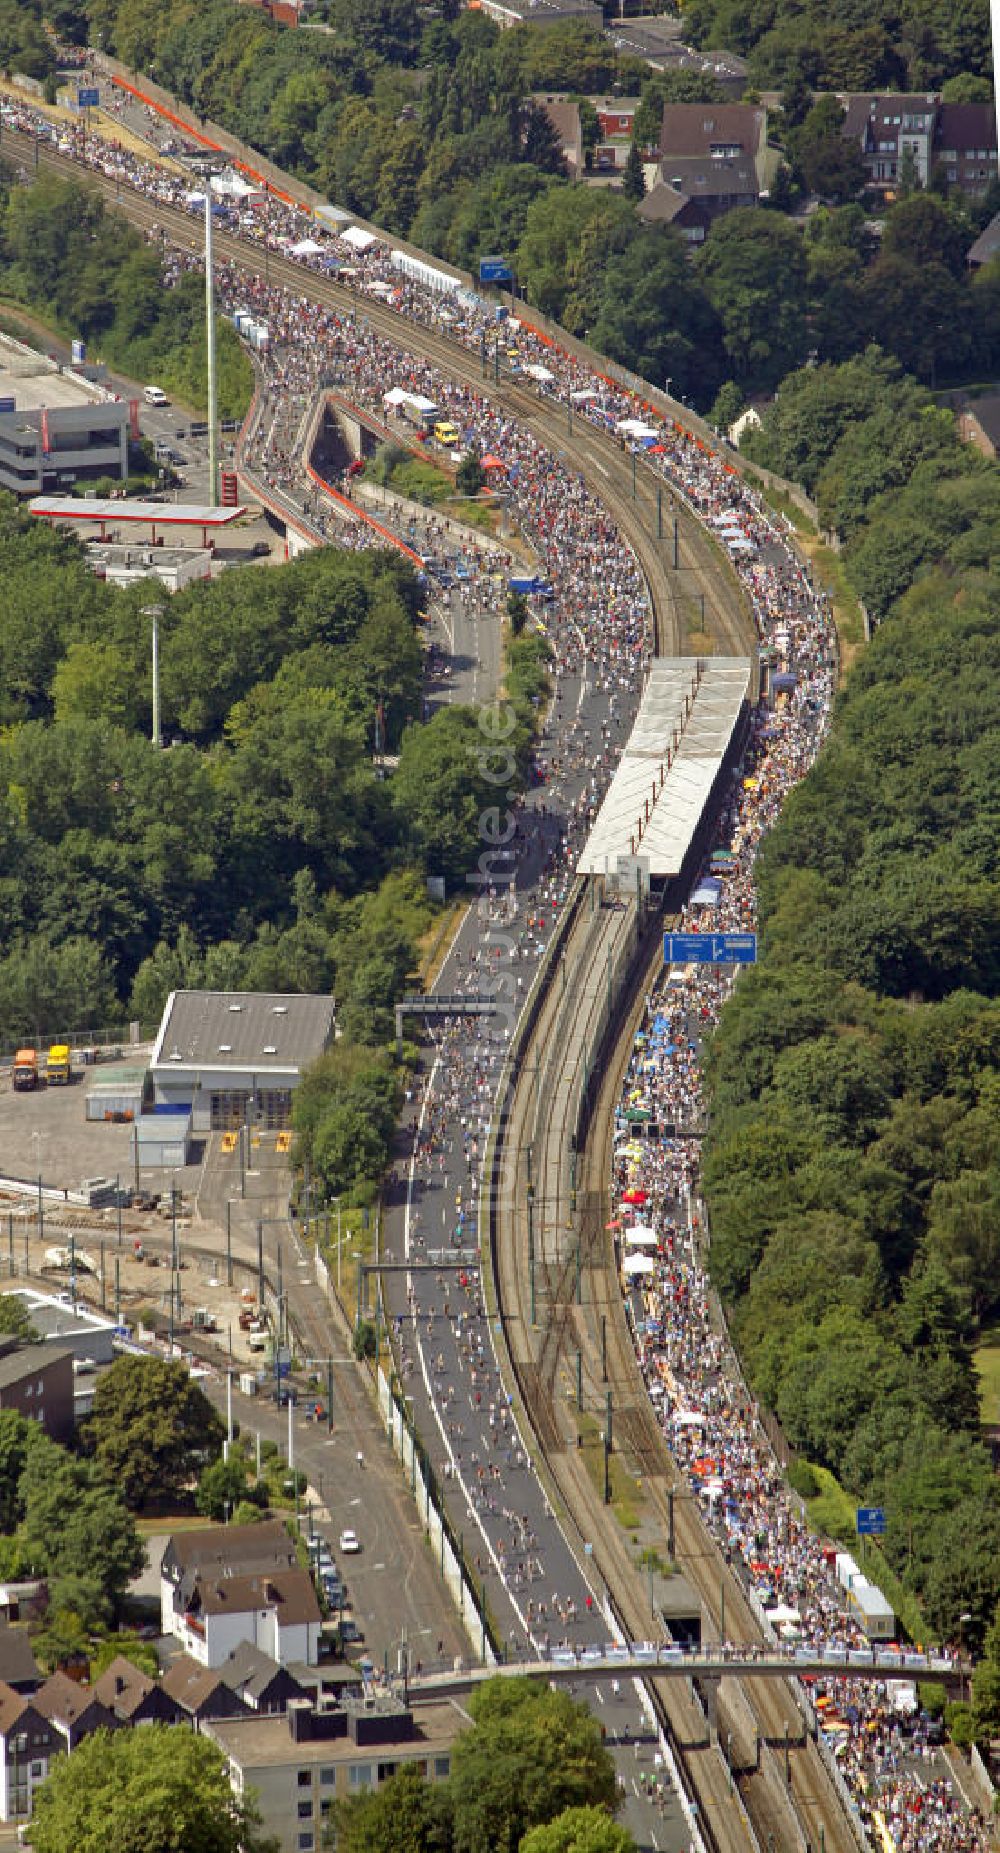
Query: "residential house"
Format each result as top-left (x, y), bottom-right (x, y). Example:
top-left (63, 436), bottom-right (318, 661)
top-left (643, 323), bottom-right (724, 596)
top-left (0, 1626), bottom-right (40, 1696)
top-left (0, 1341), bottom-right (75, 1442)
top-left (841, 94), bottom-right (997, 202)
top-left (590, 95), bottom-right (640, 173)
top-left (651, 104), bottom-right (770, 228)
top-left (933, 103), bottom-right (998, 198)
top-left (968, 212), bottom-right (1000, 268)
top-left (32, 1670), bottom-right (116, 1751)
top-left (637, 178), bottom-right (717, 244)
top-left (92, 1654), bottom-right (185, 1727)
top-left (531, 96), bottom-right (584, 177)
top-left (160, 1520), bottom-right (298, 1633)
top-left (957, 393), bottom-right (1000, 458)
top-left (0, 1683), bottom-right (58, 1823)
top-left (219, 1641), bottom-right (310, 1715)
top-left (207, 1693), bottom-right (468, 1853)
top-left (161, 1653), bottom-right (251, 1729)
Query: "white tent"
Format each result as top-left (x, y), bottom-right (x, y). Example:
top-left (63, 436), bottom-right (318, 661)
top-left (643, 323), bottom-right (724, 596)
top-left (673, 1409), bottom-right (707, 1427)
top-left (624, 1225), bottom-right (658, 1246)
top-left (341, 225), bottom-right (377, 252)
top-left (570, 388), bottom-right (598, 404)
top-left (524, 363), bottom-right (555, 383)
top-left (290, 236), bottom-right (324, 256)
top-left (382, 387), bottom-right (408, 407)
top-left (616, 418), bottom-right (658, 439)
top-left (766, 1604), bottom-right (801, 1627)
top-left (622, 1253), bottom-right (656, 1277)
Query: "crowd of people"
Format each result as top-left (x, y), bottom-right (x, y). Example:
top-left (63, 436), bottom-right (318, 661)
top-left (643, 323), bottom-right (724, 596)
top-left (5, 77), bottom-right (990, 1851)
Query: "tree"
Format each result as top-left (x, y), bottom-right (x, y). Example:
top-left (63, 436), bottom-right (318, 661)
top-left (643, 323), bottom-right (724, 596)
top-left (457, 447), bottom-right (485, 497)
top-left (695, 210), bottom-right (809, 392)
top-left (622, 141), bottom-right (645, 202)
top-left (972, 1600), bottom-right (1000, 1739)
top-left (197, 1454), bottom-right (259, 1523)
top-left (29, 1726), bottom-right (277, 1853)
top-left (448, 1679), bottom-right (618, 1853)
top-left (709, 381), bottom-right (745, 434)
top-left (507, 590), bottom-right (529, 636)
top-left (330, 1761), bottom-right (451, 1853)
top-left (393, 706), bottom-right (499, 884)
top-left (82, 1355), bottom-right (225, 1510)
top-left (590, 229), bottom-right (724, 405)
top-left (788, 97), bottom-right (866, 203)
top-left (19, 1445), bottom-right (145, 1625)
top-left (520, 101), bottom-right (567, 177)
top-left (0, 1296), bottom-right (37, 1344)
top-left (521, 1807), bottom-right (637, 1853)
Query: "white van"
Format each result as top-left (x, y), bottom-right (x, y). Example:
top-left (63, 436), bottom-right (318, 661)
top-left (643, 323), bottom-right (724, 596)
top-left (143, 385), bottom-right (169, 406)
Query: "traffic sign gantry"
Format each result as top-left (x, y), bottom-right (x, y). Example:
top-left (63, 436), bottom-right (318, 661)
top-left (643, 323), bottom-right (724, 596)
top-left (77, 87), bottom-right (100, 108)
top-left (663, 932), bottom-right (757, 965)
top-left (479, 257), bottom-right (514, 284)
top-left (856, 1506), bottom-right (887, 1536)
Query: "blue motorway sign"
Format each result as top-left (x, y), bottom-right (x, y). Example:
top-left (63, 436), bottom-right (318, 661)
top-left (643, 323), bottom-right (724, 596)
top-left (664, 932), bottom-right (757, 966)
top-left (856, 1506), bottom-right (887, 1536)
top-left (77, 86), bottom-right (100, 107)
top-left (479, 257), bottom-right (513, 284)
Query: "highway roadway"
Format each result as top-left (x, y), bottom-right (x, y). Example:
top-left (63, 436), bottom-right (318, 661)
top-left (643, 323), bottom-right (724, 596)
top-left (0, 121), bottom-right (861, 1853)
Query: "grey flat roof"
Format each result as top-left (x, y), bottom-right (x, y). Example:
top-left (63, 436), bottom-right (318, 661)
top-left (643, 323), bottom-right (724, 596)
top-left (151, 991), bottom-right (335, 1078)
top-left (577, 658), bottom-right (751, 878)
top-left (30, 498), bottom-right (245, 525)
top-left (0, 1342), bottom-right (74, 1389)
top-left (0, 370), bottom-right (108, 413)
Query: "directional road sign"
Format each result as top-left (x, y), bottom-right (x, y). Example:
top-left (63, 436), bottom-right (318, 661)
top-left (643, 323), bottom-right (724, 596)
top-left (479, 257), bottom-right (513, 284)
top-left (856, 1506), bottom-right (887, 1536)
top-left (77, 87), bottom-right (100, 107)
top-left (664, 932), bottom-right (757, 966)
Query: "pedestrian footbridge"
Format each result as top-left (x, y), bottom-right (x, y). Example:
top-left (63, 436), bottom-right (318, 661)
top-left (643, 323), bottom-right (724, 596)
top-left (405, 1642), bottom-right (963, 1695)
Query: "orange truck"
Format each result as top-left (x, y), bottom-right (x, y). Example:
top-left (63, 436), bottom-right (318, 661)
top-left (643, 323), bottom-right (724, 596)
top-left (12, 1049), bottom-right (38, 1091)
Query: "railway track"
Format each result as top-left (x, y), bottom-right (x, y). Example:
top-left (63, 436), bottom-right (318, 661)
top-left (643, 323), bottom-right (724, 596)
top-left (5, 126), bottom-right (856, 1851)
top-left (3, 129), bottom-right (749, 667)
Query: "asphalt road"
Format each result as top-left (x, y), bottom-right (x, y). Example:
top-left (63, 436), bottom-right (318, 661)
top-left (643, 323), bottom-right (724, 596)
top-left (378, 654), bottom-right (693, 1853)
top-left (200, 1369), bottom-right (468, 1675)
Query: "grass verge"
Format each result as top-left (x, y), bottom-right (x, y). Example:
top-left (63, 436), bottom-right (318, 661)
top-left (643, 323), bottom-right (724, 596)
top-left (802, 1463), bottom-right (927, 1643)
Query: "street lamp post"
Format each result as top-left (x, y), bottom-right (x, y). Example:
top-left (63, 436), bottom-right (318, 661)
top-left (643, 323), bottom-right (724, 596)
top-left (142, 604), bottom-right (164, 749)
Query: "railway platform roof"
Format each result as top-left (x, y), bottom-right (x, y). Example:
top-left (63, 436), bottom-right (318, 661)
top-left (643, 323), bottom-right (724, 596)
top-left (576, 656), bottom-right (752, 879)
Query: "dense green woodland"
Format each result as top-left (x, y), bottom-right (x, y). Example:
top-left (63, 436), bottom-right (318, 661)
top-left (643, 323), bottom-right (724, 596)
top-left (0, 173), bottom-right (252, 418)
top-left (701, 350), bottom-right (1000, 1650)
top-left (14, 0), bottom-right (993, 408)
top-left (0, 460), bottom-right (548, 1198)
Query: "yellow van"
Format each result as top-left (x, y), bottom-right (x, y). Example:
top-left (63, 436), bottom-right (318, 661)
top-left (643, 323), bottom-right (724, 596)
top-left (433, 420), bottom-right (459, 446)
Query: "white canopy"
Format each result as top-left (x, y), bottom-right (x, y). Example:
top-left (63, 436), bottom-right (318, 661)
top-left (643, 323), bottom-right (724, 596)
top-left (673, 1409), bottom-right (707, 1427)
top-left (524, 363), bottom-right (555, 383)
top-left (382, 387), bottom-right (408, 406)
top-left (622, 1253), bottom-right (656, 1277)
top-left (624, 1225), bottom-right (658, 1246)
top-left (616, 418), bottom-right (658, 438)
top-left (570, 388), bottom-right (598, 403)
top-left (766, 1604), bottom-right (801, 1626)
top-left (341, 225), bottom-right (376, 252)
top-left (290, 236), bottom-right (323, 256)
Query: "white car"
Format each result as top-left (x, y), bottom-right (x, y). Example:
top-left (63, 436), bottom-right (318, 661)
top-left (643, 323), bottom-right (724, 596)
top-left (339, 1528), bottom-right (361, 1554)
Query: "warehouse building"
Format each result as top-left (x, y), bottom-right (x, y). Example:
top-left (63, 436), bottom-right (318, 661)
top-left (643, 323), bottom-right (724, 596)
top-left (149, 991), bottom-right (335, 1133)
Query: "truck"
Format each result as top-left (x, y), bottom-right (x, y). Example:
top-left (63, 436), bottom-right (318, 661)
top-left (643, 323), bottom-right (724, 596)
top-left (400, 392), bottom-right (438, 429)
top-left (12, 1050), bottom-right (38, 1092)
top-left (45, 1044), bottom-right (71, 1085)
